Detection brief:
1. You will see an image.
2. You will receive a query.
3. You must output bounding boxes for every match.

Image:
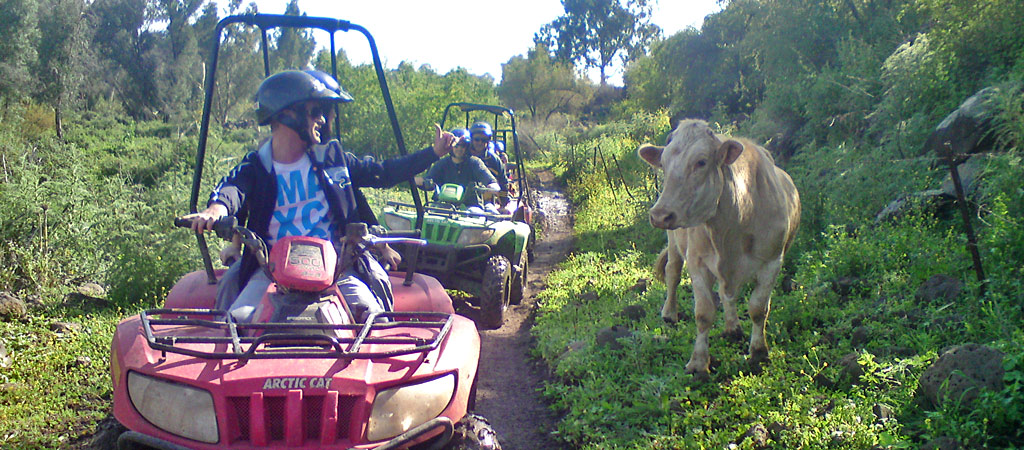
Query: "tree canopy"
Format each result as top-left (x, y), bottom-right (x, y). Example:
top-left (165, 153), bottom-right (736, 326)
top-left (536, 0), bottom-right (661, 85)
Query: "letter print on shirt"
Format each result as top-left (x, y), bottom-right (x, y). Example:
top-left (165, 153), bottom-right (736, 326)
top-left (268, 155), bottom-right (334, 245)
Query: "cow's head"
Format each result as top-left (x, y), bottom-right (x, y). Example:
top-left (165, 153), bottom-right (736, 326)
top-left (638, 119), bottom-right (743, 229)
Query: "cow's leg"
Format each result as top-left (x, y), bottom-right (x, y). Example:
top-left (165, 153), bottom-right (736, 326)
top-left (661, 234), bottom-right (685, 323)
top-left (684, 262), bottom-right (715, 378)
top-left (717, 280), bottom-right (745, 343)
top-left (748, 258), bottom-right (782, 369)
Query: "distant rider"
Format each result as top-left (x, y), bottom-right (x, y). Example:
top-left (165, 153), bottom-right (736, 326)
top-left (419, 128), bottom-right (500, 214)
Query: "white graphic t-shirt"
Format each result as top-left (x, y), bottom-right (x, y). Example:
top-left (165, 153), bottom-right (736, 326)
top-left (267, 155), bottom-right (334, 245)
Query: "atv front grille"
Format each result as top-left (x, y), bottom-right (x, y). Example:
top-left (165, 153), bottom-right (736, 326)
top-left (422, 219), bottom-right (460, 244)
top-left (226, 392), bottom-right (360, 446)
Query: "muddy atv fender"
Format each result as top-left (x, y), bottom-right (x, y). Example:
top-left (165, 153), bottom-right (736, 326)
top-left (509, 249), bottom-right (528, 305)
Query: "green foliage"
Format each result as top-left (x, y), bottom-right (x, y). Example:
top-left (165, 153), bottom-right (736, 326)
top-left (318, 51), bottom-right (497, 158)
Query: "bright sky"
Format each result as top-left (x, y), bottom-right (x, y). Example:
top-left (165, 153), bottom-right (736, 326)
top-left (250, 0), bottom-right (722, 85)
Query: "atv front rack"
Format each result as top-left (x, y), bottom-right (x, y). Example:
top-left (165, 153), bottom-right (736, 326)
top-left (139, 309), bottom-right (452, 360)
top-left (387, 201), bottom-right (512, 222)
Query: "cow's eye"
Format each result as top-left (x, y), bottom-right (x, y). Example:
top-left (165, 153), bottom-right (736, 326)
top-left (695, 159), bottom-right (707, 168)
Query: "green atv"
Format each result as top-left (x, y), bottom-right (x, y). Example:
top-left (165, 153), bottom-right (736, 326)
top-left (381, 103), bottom-right (535, 329)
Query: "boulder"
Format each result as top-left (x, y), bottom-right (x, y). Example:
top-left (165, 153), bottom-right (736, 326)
top-left (616, 304), bottom-right (646, 322)
top-left (595, 325), bottom-right (633, 351)
top-left (0, 291), bottom-right (27, 320)
top-left (925, 86), bottom-right (1004, 161)
top-left (918, 343), bottom-right (1004, 408)
top-left (915, 275), bottom-right (962, 304)
top-left (0, 340), bottom-right (10, 369)
top-left (50, 321), bottom-right (83, 335)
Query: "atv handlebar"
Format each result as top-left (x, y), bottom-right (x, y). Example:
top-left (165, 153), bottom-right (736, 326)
top-left (174, 215), bottom-right (238, 241)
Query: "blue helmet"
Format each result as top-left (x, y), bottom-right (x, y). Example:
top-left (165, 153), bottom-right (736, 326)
top-left (470, 121), bottom-right (493, 138)
top-left (493, 141), bottom-right (506, 153)
top-left (304, 70), bottom-right (354, 102)
top-left (256, 70), bottom-right (349, 126)
top-left (451, 128), bottom-right (472, 147)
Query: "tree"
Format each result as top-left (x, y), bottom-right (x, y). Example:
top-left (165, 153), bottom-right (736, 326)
top-left (35, 0), bottom-right (90, 137)
top-left (155, 0), bottom-right (206, 124)
top-left (270, 0), bottom-right (315, 71)
top-left (498, 44), bottom-right (592, 122)
top-left (205, 2), bottom-right (264, 125)
top-left (535, 0), bottom-right (660, 85)
top-left (88, 0), bottom-right (163, 118)
top-left (0, 0), bottom-right (40, 113)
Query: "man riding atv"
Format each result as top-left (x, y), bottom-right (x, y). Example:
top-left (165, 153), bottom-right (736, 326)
top-left (418, 128), bottom-right (504, 215)
top-left (186, 70), bottom-right (456, 323)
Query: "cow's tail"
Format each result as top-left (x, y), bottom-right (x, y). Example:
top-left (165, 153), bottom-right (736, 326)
top-left (654, 246), bottom-right (669, 283)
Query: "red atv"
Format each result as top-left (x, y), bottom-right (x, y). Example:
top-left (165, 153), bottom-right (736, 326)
top-left (108, 13), bottom-right (500, 450)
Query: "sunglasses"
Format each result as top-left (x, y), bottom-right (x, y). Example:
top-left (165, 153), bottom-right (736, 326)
top-left (303, 104), bottom-right (330, 119)
top-left (472, 137), bottom-right (490, 143)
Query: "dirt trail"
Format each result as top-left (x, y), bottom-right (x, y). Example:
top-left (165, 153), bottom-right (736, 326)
top-left (473, 170), bottom-right (572, 450)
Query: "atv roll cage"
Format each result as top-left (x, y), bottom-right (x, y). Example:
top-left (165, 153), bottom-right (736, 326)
top-left (186, 14), bottom-right (428, 283)
top-left (141, 309), bottom-right (453, 360)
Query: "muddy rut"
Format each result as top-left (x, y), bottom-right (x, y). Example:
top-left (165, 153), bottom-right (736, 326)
top-left (473, 170), bottom-right (572, 450)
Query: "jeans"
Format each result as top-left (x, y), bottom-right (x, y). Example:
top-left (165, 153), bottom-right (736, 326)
top-left (224, 259), bottom-right (389, 323)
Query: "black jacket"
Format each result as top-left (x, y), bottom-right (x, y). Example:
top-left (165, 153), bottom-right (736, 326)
top-left (209, 139), bottom-right (439, 284)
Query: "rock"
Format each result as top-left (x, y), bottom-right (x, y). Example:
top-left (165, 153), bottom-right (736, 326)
top-left (919, 343), bottom-right (1004, 409)
top-left (920, 437), bottom-right (963, 450)
top-left (616, 304), bottom-right (646, 321)
top-left (50, 321), bottom-right (83, 335)
top-left (872, 403), bottom-right (894, 424)
top-left (595, 325), bottom-right (633, 351)
top-left (580, 290), bottom-right (599, 302)
top-left (0, 340), bottom-right (10, 369)
top-left (813, 372), bottom-right (835, 389)
top-left (875, 190), bottom-right (947, 223)
top-left (915, 275), bottom-right (962, 304)
top-left (836, 353), bottom-right (865, 387)
top-left (736, 423), bottom-right (769, 449)
top-left (766, 421), bottom-right (788, 440)
top-left (925, 86), bottom-right (1006, 161)
top-left (850, 326), bottom-right (870, 348)
top-left (829, 276), bottom-right (860, 298)
top-left (72, 356), bottom-right (92, 368)
top-left (0, 291), bottom-right (27, 320)
top-left (630, 278), bottom-right (649, 292)
top-left (939, 154), bottom-right (986, 198)
top-left (77, 282), bottom-right (106, 297)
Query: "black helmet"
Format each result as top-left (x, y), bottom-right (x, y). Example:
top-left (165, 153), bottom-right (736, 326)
top-left (255, 70), bottom-right (352, 126)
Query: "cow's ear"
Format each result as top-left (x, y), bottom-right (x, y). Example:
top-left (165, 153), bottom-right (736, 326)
top-left (638, 144), bottom-right (665, 168)
top-left (720, 139), bottom-right (744, 165)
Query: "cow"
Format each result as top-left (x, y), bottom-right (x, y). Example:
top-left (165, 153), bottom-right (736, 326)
top-left (638, 119), bottom-right (800, 379)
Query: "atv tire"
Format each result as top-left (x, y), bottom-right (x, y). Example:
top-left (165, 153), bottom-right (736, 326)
top-left (446, 413), bottom-right (502, 450)
top-left (479, 255), bottom-right (511, 329)
top-left (509, 251), bottom-right (528, 305)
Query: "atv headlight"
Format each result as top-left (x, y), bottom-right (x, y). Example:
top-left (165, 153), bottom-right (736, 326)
top-left (383, 213), bottom-right (412, 231)
top-left (127, 371), bottom-right (219, 444)
top-left (456, 227), bottom-right (494, 245)
top-left (366, 374), bottom-right (455, 441)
